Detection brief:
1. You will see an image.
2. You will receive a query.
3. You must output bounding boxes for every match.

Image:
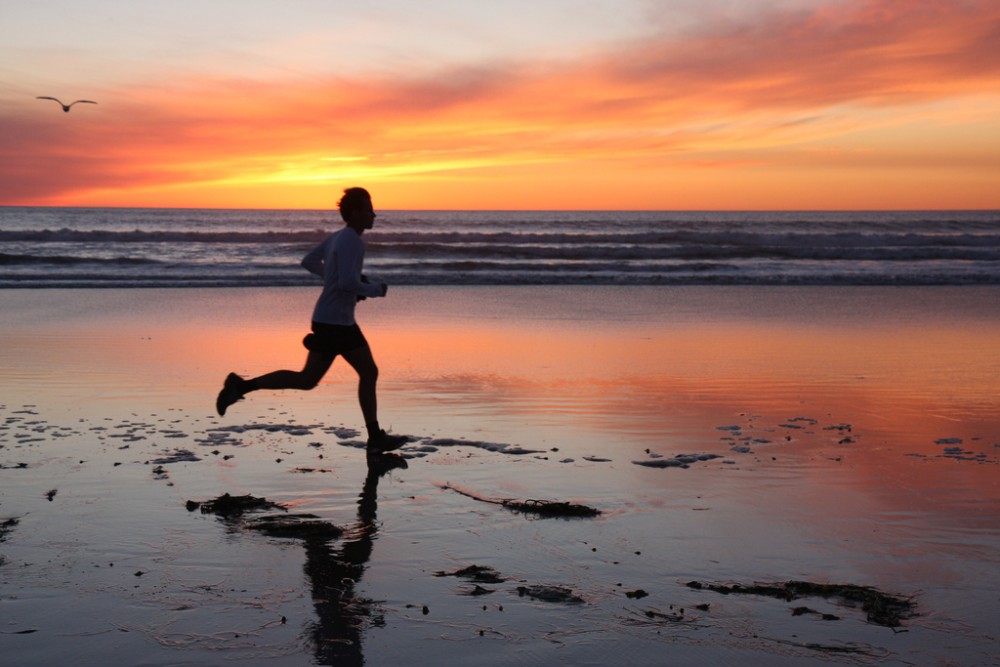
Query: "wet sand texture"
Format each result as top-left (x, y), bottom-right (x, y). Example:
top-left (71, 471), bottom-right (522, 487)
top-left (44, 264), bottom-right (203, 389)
top-left (1, 286), bottom-right (998, 666)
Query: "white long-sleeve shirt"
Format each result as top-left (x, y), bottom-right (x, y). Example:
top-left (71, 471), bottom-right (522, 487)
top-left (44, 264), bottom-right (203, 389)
top-left (301, 227), bottom-right (385, 325)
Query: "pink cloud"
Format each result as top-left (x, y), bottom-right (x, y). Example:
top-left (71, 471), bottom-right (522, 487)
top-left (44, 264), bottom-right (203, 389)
top-left (1, 0), bottom-right (997, 206)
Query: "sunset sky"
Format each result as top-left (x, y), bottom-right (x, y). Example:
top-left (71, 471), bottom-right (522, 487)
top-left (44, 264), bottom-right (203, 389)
top-left (1, 0), bottom-right (998, 210)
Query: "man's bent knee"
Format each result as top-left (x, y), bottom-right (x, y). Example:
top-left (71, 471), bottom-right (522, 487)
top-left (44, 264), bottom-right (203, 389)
top-left (296, 372), bottom-right (324, 390)
top-left (358, 362), bottom-right (378, 384)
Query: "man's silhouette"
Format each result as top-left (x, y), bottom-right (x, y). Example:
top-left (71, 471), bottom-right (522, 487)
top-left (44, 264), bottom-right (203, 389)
top-left (215, 187), bottom-right (406, 453)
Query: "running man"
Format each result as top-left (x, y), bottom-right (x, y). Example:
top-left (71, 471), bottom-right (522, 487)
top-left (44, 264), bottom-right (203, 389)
top-left (215, 187), bottom-right (407, 453)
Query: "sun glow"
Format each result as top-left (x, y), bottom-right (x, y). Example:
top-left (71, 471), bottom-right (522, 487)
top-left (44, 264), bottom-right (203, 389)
top-left (2, 0), bottom-right (998, 209)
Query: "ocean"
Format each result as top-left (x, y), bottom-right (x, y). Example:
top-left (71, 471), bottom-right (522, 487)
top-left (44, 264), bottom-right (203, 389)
top-left (1, 207), bottom-right (998, 288)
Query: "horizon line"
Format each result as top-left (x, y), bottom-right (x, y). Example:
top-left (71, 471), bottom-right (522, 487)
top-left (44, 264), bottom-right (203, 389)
top-left (2, 204), bottom-right (997, 214)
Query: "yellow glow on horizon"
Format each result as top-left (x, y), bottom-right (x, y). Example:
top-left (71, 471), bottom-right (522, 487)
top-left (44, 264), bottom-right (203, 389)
top-left (24, 83), bottom-right (999, 211)
top-left (5, 1), bottom-right (999, 210)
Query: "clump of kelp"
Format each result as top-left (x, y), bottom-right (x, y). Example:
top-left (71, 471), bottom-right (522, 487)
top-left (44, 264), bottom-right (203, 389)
top-left (243, 514), bottom-right (343, 541)
top-left (0, 517), bottom-right (18, 567)
top-left (516, 585), bottom-right (585, 604)
top-left (186, 493), bottom-right (343, 542)
top-left (687, 580), bottom-right (915, 628)
top-left (434, 564), bottom-right (585, 604)
top-left (0, 517), bottom-right (18, 541)
top-left (501, 498), bottom-right (600, 517)
top-left (435, 565), bottom-right (507, 584)
top-left (435, 565), bottom-right (506, 596)
top-left (440, 483), bottom-right (600, 518)
top-left (186, 493), bottom-right (286, 517)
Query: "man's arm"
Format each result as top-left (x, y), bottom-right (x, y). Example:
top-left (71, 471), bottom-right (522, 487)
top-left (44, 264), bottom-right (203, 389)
top-left (300, 240), bottom-right (326, 277)
top-left (336, 235), bottom-right (386, 298)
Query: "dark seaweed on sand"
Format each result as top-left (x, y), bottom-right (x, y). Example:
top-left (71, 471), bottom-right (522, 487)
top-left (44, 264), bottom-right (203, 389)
top-left (1, 517), bottom-right (18, 541)
top-left (501, 498), bottom-right (601, 517)
top-left (186, 493), bottom-right (287, 517)
top-left (441, 483), bottom-right (600, 518)
top-left (185, 494), bottom-right (341, 542)
top-left (517, 585), bottom-right (585, 604)
top-left (434, 565), bottom-right (506, 584)
top-left (244, 514), bottom-right (343, 541)
top-left (687, 580), bottom-right (915, 628)
top-left (0, 518), bottom-right (16, 566)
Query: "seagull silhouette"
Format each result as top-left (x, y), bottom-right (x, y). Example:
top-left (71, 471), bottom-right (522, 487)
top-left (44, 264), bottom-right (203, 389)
top-left (37, 96), bottom-right (98, 112)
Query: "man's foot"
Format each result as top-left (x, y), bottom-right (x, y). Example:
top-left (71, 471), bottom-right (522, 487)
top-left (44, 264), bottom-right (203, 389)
top-left (215, 373), bottom-right (247, 416)
top-left (366, 429), bottom-right (408, 453)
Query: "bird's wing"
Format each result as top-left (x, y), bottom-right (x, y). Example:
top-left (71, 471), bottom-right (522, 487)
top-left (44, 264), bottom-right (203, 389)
top-left (69, 100), bottom-right (98, 106)
top-left (36, 96), bottom-right (65, 103)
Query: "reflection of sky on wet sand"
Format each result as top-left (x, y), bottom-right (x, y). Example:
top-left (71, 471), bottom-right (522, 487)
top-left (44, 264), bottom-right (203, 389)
top-left (3, 286), bottom-right (997, 515)
top-left (1, 286), bottom-right (998, 665)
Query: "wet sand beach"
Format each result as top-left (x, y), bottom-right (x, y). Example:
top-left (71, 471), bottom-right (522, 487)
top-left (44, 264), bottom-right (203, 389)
top-left (2, 286), bottom-right (999, 666)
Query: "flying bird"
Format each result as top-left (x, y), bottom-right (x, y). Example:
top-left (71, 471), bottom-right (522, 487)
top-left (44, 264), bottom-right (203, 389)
top-left (36, 96), bottom-right (98, 112)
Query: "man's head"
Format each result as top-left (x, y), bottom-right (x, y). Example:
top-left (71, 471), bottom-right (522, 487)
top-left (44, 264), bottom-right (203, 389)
top-left (338, 187), bottom-right (376, 232)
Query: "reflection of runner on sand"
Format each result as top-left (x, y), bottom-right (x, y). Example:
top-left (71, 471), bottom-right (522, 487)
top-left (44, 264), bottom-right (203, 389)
top-left (215, 187), bottom-right (407, 453)
top-left (305, 452), bottom-right (407, 666)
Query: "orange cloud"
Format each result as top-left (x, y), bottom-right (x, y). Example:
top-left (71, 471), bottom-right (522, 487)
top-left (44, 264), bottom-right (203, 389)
top-left (2, 0), bottom-right (998, 209)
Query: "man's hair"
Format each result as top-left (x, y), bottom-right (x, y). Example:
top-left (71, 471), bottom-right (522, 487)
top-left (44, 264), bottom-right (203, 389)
top-left (338, 187), bottom-right (372, 222)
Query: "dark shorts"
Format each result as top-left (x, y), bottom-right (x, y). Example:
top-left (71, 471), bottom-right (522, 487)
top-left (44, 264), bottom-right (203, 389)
top-left (302, 321), bottom-right (368, 357)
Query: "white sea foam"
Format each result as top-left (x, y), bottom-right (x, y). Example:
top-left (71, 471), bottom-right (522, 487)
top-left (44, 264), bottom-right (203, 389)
top-left (3, 208), bottom-right (998, 287)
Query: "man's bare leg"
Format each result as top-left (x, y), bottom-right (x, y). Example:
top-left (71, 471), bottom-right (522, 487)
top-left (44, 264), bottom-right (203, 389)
top-left (252, 350), bottom-right (334, 391)
top-left (341, 344), bottom-right (379, 434)
top-left (342, 344), bottom-right (406, 452)
top-left (216, 351), bottom-right (333, 416)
